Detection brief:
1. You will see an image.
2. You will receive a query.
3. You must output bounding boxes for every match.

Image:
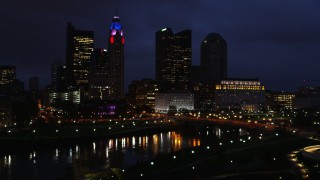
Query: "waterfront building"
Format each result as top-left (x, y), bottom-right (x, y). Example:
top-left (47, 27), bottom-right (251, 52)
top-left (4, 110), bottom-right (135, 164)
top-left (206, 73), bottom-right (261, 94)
top-left (155, 93), bottom-right (194, 113)
top-left (215, 78), bottom-right (265, 112)
top-left (128, 79), bottom-right (159, 109)
top-left (193, 82), bottom-right (215, 112)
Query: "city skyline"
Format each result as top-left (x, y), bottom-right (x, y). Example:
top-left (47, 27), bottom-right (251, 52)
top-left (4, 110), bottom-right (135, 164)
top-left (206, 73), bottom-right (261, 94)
top-left (2, 1), bottom-right (320, 91)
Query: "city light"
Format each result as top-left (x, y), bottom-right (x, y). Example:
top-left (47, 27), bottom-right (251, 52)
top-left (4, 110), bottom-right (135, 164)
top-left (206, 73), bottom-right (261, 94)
top-left (0, 6), bottom-right (317, 180)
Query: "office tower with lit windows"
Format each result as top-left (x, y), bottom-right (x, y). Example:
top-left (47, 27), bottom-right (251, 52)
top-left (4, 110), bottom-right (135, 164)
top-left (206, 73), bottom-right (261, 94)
top-left (272, 91), bottom-right (295, 110)
top-left (66, 23), bottom-right (94, 89)
top-left (155, 28), bottom-right (191, 92)
top-left (108, 15), bottom-right (125, 99)
top-left (215, 78), bottom-right (265, 112)
top-left (0, 66), bottom-right (16, 85)
top-left (0, 66), bottom-right (17, 95)
top-left (128, 79), bottom-right (159, 109)
top-left (201, 33), bottom-right (227, 84)
top-left (89, 48), bottom-right (110, 100)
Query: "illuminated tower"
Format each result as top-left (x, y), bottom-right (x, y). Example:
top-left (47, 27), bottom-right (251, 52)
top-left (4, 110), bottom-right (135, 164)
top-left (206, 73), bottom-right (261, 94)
top-left (66, 23), bottom-right (94, 89)
top-left (108, 15), bottom-right (125, 99)
top-left (156, 28), bottom-right (191, 92)
top-left (201, 33), bottom-right (227, 84)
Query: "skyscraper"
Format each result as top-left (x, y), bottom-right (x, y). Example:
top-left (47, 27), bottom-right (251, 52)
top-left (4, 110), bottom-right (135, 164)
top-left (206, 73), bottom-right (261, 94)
top-left (51, 61), bottom-right (67, 92)
top-left (155, 28), bottom-right (191, 92)
top-left (200, 33), bottom-right (227, 84)
top-left (89, 48), bottom-right (110, 100)
top-left (66, 23), bottom-right (94, 89)
top-left (174, 30), bottom-right (192, 90)
top-left (108, 15), bottom-right (125, 99)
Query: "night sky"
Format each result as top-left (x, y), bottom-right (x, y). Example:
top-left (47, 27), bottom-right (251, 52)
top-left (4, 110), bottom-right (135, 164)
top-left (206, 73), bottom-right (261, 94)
top-left (2, 0), bottom-right (320, 92)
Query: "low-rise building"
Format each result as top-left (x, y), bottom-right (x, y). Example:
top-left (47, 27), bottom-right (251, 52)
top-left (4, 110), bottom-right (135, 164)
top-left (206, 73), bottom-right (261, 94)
top-left (128, 79), bottom-right (159, 108)
top-left (215, 78), bottom-right (265, 112)
top-left (49, 90), bottom-right (81, 104)
top-left (155, 93), bottom-right (194, 113)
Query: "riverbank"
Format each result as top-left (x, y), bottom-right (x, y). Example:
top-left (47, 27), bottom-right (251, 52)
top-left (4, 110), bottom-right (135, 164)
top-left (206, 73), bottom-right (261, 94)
top-left (0, 122), bottom-right (178, 147)
top-left (123, 134), bottom-right (318, 179)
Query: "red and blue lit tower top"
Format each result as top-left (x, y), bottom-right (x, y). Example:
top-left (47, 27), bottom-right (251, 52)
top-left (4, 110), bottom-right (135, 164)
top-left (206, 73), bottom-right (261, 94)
top-left (109, 16), bottom-right (124, 44)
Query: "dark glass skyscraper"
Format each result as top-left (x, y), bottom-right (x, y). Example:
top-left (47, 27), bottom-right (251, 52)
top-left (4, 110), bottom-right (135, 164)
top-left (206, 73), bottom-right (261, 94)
top-left (51, 61), bottom-right (67, 92)
top-left (107, 15), bottom-right (125, 99)
top-left (66, 23), bottom-right (94, 89)
top-left (89, 48), bottom-right (110, 100)
top-left (200, 33), bottom-right (227, 84)
top-left (155, 28), bottom-right (191, 92)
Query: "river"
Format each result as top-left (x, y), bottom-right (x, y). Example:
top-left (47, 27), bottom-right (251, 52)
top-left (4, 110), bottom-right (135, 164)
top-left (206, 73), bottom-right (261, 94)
top-left (0, 127), bottom-right (249, 179)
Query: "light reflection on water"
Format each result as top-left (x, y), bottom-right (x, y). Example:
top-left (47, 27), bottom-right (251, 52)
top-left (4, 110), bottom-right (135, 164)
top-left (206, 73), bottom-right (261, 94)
top-left (0, 129), bottom-right (247, 179)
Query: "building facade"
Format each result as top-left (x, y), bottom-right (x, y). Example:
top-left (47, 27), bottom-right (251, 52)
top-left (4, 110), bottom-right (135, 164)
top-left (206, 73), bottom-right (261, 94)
top-left (0, 66), bottom-right (20, 95)
top-left (155, 93), bottom-right (194, 113)
top-left (128, 79), bottom-right (159, 108)
top-left (51, 61), bottom-right (67, 92)
top-left (66, 23), bottom-right (94, 89)
top-left (49, 90), bottom-right (81, 104)
top-left (89, 48), bottom-right (110, 100)
top-left (215, 79), bottom-right (265, 112)
top-left (155, 28), bottom-right (191, 92)
top-left (193, 82), bottom-right (215, 112)
top-left (272, 91), bottom-right (296, 110)
top-left (0, 66), bottom-right (16, 85)
top-left (201, 33), bottom-right (227, 84)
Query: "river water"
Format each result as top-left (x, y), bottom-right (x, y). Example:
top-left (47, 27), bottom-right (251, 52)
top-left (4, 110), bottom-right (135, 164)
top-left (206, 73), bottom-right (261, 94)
top-left (0, 127), bottom-right (248, 179)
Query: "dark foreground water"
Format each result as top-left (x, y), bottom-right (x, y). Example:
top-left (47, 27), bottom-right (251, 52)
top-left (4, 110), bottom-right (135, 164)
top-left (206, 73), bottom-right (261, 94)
top-left (0, 127), bottom-right (248, 179)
